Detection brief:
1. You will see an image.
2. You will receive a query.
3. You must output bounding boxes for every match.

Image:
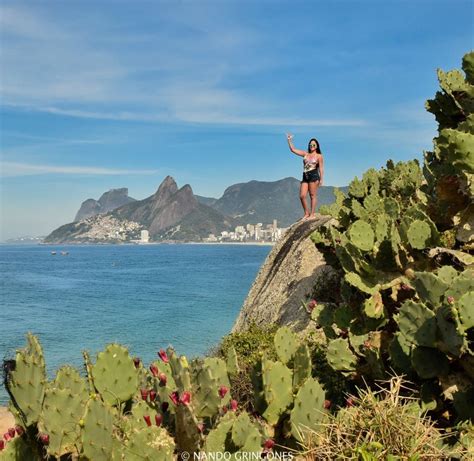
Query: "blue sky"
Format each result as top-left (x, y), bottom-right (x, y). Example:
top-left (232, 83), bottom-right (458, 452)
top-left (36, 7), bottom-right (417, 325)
top-left (1, 0), bottom-right (472, 240)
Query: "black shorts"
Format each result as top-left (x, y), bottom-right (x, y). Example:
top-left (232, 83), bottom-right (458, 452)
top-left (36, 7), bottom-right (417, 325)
top-left (301, 169), bottom-right (320, 183)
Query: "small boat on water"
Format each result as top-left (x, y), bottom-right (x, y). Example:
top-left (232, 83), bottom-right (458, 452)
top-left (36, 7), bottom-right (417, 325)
top-left (60, 251), bottom-right (69, 256)
top-left (51, 251), bottom-right (57, 255)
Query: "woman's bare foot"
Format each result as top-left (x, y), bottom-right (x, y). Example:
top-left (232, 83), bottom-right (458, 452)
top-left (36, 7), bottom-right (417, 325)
top-left (299, 214), bottom-right (310, 222)
top-left (308, 214), bottom-right (317, 220)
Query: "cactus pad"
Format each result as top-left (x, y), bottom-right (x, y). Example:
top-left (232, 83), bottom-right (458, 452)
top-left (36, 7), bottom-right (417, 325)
top-left (348, 220), bottom-right (375, 251)
top-left (407, 220), bottom-right (432, 249)
top-left (8, 333), bottom-right (46, 426)
top-left (274, 326), bottom-right (298, 364)
top-left (290, 377), bottom-right (327, 442)
top-left (91, 343), bottom-right (138, 405)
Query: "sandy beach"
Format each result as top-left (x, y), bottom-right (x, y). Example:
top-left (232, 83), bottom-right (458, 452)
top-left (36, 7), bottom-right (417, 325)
top-left (0, 407), bottom-right (14, 435)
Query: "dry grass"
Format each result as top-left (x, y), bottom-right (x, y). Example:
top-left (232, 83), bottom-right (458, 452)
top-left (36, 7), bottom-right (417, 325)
top-left (291, 376), bottom-right (467, 460)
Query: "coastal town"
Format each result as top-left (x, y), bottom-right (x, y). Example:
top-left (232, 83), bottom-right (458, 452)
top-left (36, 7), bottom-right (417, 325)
top-left (203, 220), bottom-right (288, 243)
top-left (136, 220), bottom-right (288, 244)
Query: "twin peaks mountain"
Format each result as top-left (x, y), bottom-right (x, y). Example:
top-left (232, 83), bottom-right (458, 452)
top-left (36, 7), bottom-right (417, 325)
top-left (44, 176), bottom-right (344, 243)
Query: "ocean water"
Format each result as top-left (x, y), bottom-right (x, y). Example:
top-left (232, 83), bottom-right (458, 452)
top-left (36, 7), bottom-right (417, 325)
top-left (0, 244), bottom-right (271, 404)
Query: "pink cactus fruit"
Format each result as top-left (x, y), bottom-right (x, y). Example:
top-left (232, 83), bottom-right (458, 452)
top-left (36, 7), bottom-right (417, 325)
top-left (323, 399), bottom-right (331, 409)
top-left (158, 349), bottom-right (169, 363)
top-left (447, 296), bottom-right (455, 304)
top-left (140, 388), bottom-right (149, 401)
top-left (149, 364), bottom-right (159, 377)
top-left (149, 390), bottom-right (157, 402)
top-left (230, 399), bottom-right (238, 411)
top-left (39, 433), bottom-right (50, 445)
top-left (264, 439), bottom-right (275, 450)
top-left (169, 391), bottom-right (180, 405)
top-left (155, 414), bottom-right (163, 427)
top-left (0, 439), bottom-right (4, 450)
top-left (158, 372), bottom-right (167, 385)
top-left (197, 422), bottom-right (205, 433)
top-left (3, 433), bottom-right (12, 442)
top-left (307, 299), bottom-right (317, 311)
top-left (180, 391), bottom-right (191, 406)
top-left (7, 428), bottom-right (15, 438)
top-left (161, 401), bottom-right (169, 412)
top-left (143, 415), bottom-right (152, 427)
top-left (15, 426), bottom-right (24, 436)
top-left (218, 385), bottom-right (229, 398)
top-left (133, 357), bottom-right (141, 368)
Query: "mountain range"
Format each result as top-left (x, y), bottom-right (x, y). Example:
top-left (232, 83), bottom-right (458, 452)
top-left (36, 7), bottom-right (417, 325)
top-left (44, 177), bottom-right (346, 243)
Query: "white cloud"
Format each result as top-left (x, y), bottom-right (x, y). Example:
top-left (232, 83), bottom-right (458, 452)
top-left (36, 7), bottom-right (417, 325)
top-left (1, 162), bottom-right (159, 177)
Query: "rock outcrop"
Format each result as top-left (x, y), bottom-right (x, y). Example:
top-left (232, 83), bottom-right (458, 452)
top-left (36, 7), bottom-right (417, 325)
top-left (232, 215), bottom-right (338, 333)
top-left (75, 188), bottom-right (136, 221)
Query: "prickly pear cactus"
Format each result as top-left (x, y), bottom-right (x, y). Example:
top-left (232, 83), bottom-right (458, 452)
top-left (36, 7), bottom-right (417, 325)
top-left (290, 377), bottom-right (327, 442)
top-left (91, 343), bottom-right (138, 405)
top-left (80, 397), bottom-right (115, 461)
top-left (7, 333), bottom-right (46, 426)
top-left (312, 52), bottom-right (474, 423)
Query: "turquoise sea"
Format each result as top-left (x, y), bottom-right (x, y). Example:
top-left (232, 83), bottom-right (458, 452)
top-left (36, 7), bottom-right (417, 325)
top-left (0, 244), bottom-right (271, 404)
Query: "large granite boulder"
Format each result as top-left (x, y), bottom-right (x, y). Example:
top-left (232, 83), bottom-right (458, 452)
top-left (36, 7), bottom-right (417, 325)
top-left (232, 215), bottom-right (339, 333)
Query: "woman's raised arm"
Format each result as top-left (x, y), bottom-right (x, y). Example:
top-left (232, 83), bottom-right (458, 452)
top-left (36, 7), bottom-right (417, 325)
top-left (286, 133), bottom-right (306, 157)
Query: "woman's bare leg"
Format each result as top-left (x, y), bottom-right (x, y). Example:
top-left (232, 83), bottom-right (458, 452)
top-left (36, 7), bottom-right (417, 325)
top-left (299, 182), bottom-right (310, 218)
top-left (309, 181), bottom-right (319, 217)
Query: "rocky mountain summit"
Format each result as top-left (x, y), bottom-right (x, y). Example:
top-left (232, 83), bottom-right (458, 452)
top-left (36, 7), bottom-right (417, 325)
top-left (45, 176), bottom-right (344, 243)
top-left (75, 188), bottom-right (136, 221)
top-left (45, 177), bottom-right (233, 243)
top-left (209, 178), bottom-right (347, 227)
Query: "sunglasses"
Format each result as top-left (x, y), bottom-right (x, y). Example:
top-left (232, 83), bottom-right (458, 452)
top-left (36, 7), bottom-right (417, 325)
top-left (310, 143), bottom-right (317, 147)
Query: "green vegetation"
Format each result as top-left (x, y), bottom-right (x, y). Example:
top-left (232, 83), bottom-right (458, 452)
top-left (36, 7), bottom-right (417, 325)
top-left (2, 52), bottom-right (473, 459)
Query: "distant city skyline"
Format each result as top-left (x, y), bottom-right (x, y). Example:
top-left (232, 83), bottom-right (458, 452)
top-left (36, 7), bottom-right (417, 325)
top-left (1, 0), bottom-right (472, 240)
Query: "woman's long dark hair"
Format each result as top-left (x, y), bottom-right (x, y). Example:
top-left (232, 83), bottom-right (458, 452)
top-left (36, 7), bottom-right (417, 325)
top-left (307, 138), bottom-right (322, 154)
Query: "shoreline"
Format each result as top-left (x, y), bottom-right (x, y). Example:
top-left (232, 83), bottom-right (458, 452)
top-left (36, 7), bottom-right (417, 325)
top-left (0, 407), bottom-right (14, 435)
top-left (3, 241), bottom-right (275, 247)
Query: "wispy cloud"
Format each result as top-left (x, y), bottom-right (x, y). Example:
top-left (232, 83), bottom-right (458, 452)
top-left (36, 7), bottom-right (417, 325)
top-left (1, 162), bottom-right (159, 177)
top-left (5, 103), bottom-right (367, 127)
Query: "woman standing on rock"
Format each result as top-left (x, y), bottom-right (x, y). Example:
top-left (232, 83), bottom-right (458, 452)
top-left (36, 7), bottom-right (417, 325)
top-left (286, 134), bottom-right (324, 221)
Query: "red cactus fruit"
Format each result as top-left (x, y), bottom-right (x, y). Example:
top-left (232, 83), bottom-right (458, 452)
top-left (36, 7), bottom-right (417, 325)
top-left (3, 433), bottom-right (11, 442)
top-left (143, 415), bottom-right (152, 427)
top-left (264, 439), bottom-right (275, 450)
top-left (197, 422), bottom-right (205, 433)
top-left (161, 401), bottom-right (169, 412)
top-left (447, 296), bottom-right (455, 304)
top-left (218, 385), bottom-right (229, 398)
top-left (149, 390), bottom-right (157, 402)
top-left (7, 428), bottom-right (15, 438)
top-left (149, 364), bottom-right (159, 377)
top-left (307, 299), bottom-right (317, 310)
top-left (158, 372), bottom-right (167, 385)
top-left (346, 397), bottom-right (354, 407)
top-left (155, 414), bottom-right (163, 427)
top-left (0, 439), bottom-right (4, 450)
top-left (180, 391), bottom-right (191, 406)
top-left (140, 388), bottom-right (149, 401)
top-left (133, 357), bottom-right (141, 368)
top-left (169, 391), bottom-right (180, 405)
top-left (15, 426), bottom-right (24, 436)
top-left (222, 406), bottom-right (228, 414)
top-left (39, 433), bottom-right (50, 445)
top-left (158, 349), bottom-right (169, 363)
top-left (323, 399), bottom-right (331, 409)
top-left (230, 399), bottom-right (238, 411)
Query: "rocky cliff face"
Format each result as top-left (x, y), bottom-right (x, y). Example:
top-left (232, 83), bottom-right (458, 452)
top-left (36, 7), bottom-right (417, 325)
top-left (232, 216), bottom-right (339, 333)
top-left (75, 188), bottom-right (136, 221)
